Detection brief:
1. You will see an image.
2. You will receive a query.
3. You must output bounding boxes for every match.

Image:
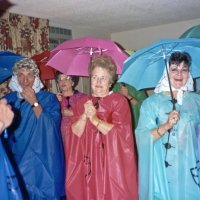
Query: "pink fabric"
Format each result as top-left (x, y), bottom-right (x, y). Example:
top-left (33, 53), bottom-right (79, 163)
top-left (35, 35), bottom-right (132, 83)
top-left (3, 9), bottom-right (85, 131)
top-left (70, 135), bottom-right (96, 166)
top-left (65, 93), bottom-right (138, 200)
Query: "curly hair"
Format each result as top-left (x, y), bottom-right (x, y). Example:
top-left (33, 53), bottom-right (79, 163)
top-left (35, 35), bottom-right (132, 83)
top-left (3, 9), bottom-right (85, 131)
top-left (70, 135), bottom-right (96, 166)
top-left (89, 55), bottom-right (117, 84)
top-left (13, 58), bottom-right (40, 77)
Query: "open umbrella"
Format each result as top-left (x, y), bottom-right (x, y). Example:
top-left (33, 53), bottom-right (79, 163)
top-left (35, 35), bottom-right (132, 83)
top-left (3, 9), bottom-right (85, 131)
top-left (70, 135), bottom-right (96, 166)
top-left (118, 38), bottom-right (200, 167)
top-left (180, 24), bottom-right (200, 39)
top-left (47, 36), bottom-right (128, 76)
top-left (31, 50), bottom-right (57, 80)
top-left (119, 38), bottom-right (200, 90)
top-left (0, 51), bottom-right (24, 84)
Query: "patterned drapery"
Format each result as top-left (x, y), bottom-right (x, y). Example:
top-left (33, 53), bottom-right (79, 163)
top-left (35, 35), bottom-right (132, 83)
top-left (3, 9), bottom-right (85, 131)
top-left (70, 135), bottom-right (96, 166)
top-left (0, 12), bottom-right (50, 97)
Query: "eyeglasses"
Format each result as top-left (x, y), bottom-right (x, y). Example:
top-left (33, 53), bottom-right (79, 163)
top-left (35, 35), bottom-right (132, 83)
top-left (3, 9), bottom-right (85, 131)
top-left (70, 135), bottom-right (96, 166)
top-left (58, 76), bottom-right (72, 82)
top-left (169, 68), bottom-right (189, 75)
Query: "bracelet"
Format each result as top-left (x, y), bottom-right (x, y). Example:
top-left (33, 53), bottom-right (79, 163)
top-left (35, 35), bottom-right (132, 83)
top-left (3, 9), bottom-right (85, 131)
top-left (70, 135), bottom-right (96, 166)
top-left (157, 127), bottom-right (162, 137)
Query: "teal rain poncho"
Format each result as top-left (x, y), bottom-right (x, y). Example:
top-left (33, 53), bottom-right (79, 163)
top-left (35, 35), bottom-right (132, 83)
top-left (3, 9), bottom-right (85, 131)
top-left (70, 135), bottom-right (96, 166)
top-left (136, 92), bottom-right (200, 200)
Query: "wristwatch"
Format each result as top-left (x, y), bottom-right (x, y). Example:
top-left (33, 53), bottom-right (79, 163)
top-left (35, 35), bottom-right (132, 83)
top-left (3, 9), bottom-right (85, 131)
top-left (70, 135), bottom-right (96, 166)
top-left (31, 102), bottom-right (39, 108)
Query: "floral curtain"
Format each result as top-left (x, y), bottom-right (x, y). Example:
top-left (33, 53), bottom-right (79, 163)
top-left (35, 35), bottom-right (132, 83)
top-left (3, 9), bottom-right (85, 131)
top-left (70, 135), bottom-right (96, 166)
top-left (0, 12), bottom-right (50, 97)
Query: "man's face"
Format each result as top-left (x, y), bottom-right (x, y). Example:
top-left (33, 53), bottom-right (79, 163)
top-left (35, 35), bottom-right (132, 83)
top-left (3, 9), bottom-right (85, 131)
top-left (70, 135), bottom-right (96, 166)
top-left (17, 68), bottom-right (35, 89)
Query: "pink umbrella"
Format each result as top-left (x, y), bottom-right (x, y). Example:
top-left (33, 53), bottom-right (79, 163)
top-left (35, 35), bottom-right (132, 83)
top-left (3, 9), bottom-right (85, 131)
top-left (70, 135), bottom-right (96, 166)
top-left (47, 36), bottom-right (128, 76)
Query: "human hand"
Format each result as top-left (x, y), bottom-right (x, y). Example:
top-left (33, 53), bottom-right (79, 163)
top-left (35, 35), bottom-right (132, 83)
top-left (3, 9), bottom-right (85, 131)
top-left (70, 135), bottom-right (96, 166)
top-left (62, 108), bottom-right (73, 117)
top-left (0, 99), bottom-right (14, 134)
top-left (21, 86), bottom-right (38, 105)
top-left (56, 93), bottom-right (62, 102)
top-left (119, 85), bottom-right (129, 97)
top-left (84, 100), bottom-right (97, 119)
top-left (167, 110), bottom-right (180, 128)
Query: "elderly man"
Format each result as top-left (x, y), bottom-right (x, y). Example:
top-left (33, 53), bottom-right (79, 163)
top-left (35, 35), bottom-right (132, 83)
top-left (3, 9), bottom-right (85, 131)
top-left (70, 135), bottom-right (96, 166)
top-left (3, 58), bottom-right (65, 199)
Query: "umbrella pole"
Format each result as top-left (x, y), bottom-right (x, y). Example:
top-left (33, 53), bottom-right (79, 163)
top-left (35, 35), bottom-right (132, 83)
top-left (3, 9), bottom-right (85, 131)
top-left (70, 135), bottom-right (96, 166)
top-left (163, 57), bottom-right (177, 110)
top-left (163, 57), bottom-right (176, 168)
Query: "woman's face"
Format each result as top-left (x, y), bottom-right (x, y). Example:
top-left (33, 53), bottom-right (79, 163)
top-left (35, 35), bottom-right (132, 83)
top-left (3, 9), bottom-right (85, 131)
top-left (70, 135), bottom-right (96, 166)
top-left (91, 67), bottom-right (112, 97)
top-left (57, 74), bottom-right (73, 92)
top-left (169, 61), bottom-right (189, 89)
top-left (17, 68), bottom-right (35, 89)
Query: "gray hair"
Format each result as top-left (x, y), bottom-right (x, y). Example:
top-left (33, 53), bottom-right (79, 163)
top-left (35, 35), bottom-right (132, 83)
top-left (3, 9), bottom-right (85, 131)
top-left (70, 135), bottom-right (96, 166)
top-left (13, 58), bottom-right (40, 77)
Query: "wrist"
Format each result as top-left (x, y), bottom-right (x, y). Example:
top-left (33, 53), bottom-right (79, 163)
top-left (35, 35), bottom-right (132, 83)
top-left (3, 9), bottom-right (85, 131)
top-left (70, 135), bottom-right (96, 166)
top-left (96, 119), bottom-right (102, 128)
top-left (164, 123), bottom-right (172, 131)
top-left (80, 113), bottom-right (87, 121)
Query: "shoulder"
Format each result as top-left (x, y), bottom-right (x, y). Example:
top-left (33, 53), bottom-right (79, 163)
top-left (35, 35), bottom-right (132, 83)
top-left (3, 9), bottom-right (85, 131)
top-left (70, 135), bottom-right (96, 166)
top-left (142, 93), bottom-right (166, 107)
top-left (186, 92), bottom-right (200, 101)
top-left (107, 92), bottom-right (128, 105)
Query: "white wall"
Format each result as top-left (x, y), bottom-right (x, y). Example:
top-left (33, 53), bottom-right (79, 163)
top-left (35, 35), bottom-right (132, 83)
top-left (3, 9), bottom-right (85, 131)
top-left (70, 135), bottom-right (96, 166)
top-left (111, 18), bottom-right (200, 51)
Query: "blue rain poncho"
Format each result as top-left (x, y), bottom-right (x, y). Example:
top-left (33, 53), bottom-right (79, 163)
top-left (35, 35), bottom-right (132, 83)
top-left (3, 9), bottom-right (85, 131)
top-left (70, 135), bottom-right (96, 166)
top-left (4, 90), bottom-right (65, 199)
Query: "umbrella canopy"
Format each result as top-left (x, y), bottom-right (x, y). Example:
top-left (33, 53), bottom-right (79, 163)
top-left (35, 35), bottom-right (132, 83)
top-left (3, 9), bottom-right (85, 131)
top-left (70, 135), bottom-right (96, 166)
top-left (47, 36), bottom-right (128, 76)
top-left (180, 24), bottom-right (200, 39)
top-left (0, 51), bottom-right (24, 84)
top-left (31, 51), bottom-right (57, 80)
top-left (118, 38), bottom-right (200, 90)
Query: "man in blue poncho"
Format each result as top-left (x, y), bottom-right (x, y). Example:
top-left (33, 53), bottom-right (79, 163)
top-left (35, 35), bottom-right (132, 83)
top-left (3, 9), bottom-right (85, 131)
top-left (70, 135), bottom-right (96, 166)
top-left (3, 58), bottom-right (65, 199)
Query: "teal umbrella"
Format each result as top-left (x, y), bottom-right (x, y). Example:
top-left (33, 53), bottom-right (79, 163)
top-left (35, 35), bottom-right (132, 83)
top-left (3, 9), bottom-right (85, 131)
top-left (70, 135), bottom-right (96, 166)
top-left (180, 24), bottom-right (200, 39)
top-left (119, 38), bottom-right (200, 90)
top-left (179, 25), bottom-right (200, 92)
top-left (119, 38), bottom-right (200, 168)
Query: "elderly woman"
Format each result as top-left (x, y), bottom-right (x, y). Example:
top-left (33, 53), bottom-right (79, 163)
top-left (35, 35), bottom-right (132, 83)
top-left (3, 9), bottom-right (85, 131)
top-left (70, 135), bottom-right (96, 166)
top-left (3, 58), bottom-right (65, 199)
top-left (56, 72), bottom-right (85, 144)
top-left (65, 55), bottom-right (138, 200)
top-left (136, 51), bottom-right (200, 200)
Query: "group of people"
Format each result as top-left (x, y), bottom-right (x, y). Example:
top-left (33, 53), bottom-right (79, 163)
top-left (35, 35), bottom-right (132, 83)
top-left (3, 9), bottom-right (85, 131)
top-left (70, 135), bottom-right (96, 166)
top-left (0, 50), bottom-right (200, 200)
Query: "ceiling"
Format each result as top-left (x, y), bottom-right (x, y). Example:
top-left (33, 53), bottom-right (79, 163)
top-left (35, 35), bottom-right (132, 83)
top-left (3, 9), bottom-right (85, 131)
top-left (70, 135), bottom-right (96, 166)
top-left (8, 0), bottom-right (200, 35)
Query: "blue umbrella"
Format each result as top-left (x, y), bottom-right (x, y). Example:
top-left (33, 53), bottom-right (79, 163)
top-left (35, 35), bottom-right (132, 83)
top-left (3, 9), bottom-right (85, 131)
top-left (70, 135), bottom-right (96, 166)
top-left (119, 38), bottom-right (200, 167)
top-left (0, 51), bottom-right (24, 84)
top-left (119, 38), bottom-right (200, 90)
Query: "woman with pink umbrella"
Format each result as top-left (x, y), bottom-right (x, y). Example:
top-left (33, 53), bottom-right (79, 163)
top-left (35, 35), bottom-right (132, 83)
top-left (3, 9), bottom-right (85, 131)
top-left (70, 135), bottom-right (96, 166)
top-left (65, 55), bottom-right (138, 200)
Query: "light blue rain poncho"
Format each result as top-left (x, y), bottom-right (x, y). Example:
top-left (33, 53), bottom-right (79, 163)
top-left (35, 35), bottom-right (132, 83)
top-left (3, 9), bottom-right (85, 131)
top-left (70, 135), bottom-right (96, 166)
top-left (136, 69), bottom-right (200, 200)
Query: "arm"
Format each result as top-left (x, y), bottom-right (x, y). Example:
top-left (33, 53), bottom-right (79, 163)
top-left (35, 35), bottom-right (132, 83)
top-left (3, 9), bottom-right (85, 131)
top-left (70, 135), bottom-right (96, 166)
top-left (151, 110), bottom-right (179, 141)
top-left (71, 113), bottom-right (87, 137)
top-left (0, 99), bottom-right (14, 134)
top-left (86, 100), bottom-right (113, 135)
top-left (72, 99), bottom-right (113, 136)
top-left (119, 85), bottom-right (138, 105)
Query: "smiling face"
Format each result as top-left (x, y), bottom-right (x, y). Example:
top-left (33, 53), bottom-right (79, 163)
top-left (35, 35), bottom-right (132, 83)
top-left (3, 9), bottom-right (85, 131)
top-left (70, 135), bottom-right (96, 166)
top-left (91, 67), bottom-right (112, 97)
top-left (169, 61), bottom-right (189, 89)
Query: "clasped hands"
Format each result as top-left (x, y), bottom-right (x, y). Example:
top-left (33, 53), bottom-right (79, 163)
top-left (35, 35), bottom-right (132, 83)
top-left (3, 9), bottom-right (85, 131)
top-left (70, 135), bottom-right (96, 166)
top-left (83, 100), bottom-right (99, 124)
